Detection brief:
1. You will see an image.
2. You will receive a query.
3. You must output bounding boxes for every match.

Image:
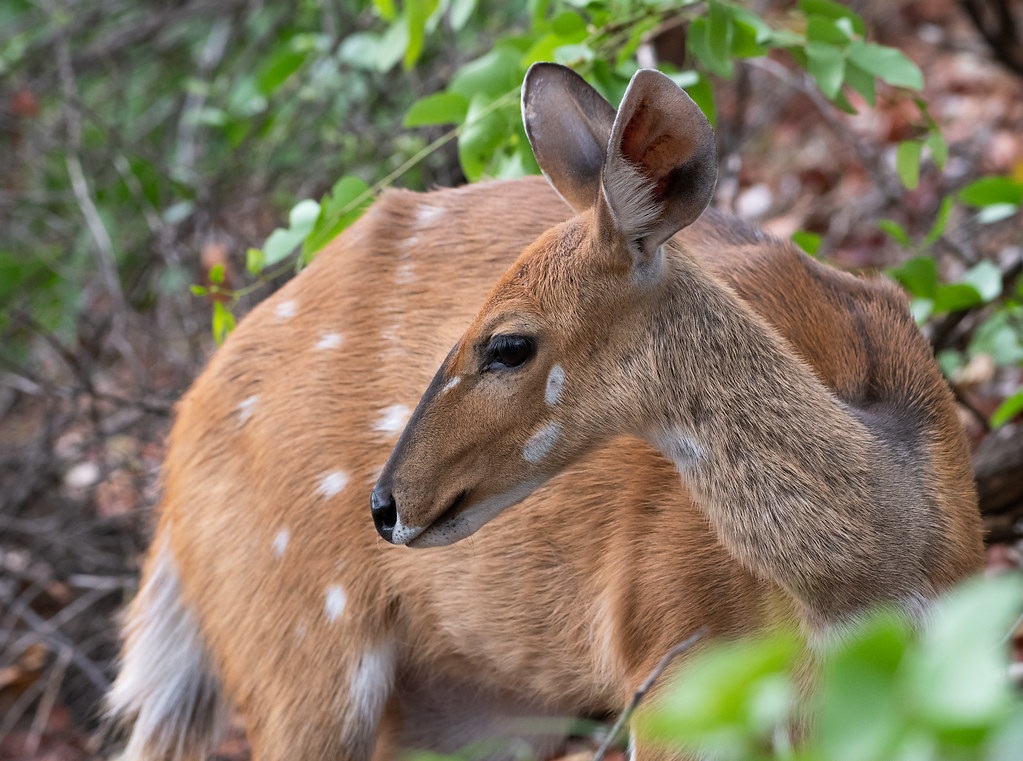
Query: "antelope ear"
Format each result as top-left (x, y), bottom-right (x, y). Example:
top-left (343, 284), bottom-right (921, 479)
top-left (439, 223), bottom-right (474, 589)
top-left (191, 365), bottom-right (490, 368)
top-left (521, 63), bottom-right (617, 213)
top-left (601, 69), bottom-right (717, 267)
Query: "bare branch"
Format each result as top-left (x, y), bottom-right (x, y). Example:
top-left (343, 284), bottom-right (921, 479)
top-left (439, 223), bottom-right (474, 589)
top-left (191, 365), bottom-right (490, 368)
top-left (592, 627), bottom-right (706, 761)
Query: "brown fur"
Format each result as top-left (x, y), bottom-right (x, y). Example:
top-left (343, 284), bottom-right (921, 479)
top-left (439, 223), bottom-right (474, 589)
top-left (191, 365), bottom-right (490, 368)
top-left (109, 69), bottom-right (984, 761)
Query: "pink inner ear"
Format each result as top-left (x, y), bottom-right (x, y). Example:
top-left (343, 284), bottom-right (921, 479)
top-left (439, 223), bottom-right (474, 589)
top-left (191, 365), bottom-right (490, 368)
top-left (619, 102), bottom-right (697, 200)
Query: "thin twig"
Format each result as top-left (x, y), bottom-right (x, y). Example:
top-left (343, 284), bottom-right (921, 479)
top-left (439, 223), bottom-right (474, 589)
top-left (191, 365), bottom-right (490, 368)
top-left (26, 645), bottom-right (72, 756)
top-left (592, 626), bottom-right (706, 761)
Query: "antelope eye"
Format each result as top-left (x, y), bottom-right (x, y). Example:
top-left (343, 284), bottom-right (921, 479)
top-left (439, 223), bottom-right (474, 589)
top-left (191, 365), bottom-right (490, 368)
top-left (485, 335), bottom-right (535, 370)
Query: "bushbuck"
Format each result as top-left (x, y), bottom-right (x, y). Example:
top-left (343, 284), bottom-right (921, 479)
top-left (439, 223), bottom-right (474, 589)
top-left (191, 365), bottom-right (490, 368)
top-left (108, 63), bottom-right (984, 761)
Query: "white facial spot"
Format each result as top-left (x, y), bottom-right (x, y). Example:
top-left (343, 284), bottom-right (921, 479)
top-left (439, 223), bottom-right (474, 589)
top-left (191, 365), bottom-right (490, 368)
top-left (316, 470), bottom-right (349, 498)
top-left (545, 364), bottom-right (565, 406)
top-left (324, 585), bottom-right (347, 623)
top-left (272, 528), bottom-right (289, 558)
top-left (522, 422), bottom-right (561, 464)
top-left (274, 300), bottom-right (298, 320)
top-left (395, 261), bottom-right (416, 285)
top-left (237, 395), bottom-right (259, 425)
top-left (315, 332), bottom-right (343, 350)
top-left (374, 404), bottom-right (411, 434)
top-left (442, 376), bottom-right (461, 394)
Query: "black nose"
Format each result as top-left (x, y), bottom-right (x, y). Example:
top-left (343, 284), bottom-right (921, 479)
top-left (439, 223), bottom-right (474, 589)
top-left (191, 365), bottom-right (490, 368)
top-left (370, 487), bottom-right (397, 542)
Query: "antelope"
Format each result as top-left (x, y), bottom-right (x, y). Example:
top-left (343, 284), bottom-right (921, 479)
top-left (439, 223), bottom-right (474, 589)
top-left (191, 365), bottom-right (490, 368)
top-left (108, 64), bottom-right (984, 761)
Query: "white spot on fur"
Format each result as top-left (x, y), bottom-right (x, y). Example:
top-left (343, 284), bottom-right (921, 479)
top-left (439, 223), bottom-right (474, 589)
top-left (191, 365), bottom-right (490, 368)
top-left (237, 395), bottom-right (259, 425)
top-left (602, 161), bottom-right (659, 240)
top-left (107, 536), bottom-right (228, 760)
top-left (374, 404), bottom-right (411, 434)
top-left (317, 470), bottom-right (349, 498)
top-left (395, 261), bottom-right (416, 285)
top-left (522, 423), bottom-right (561, 464)
top-left (295, 623), bottom-right (307, 643)
top-left (272, 529), bottom-right (289, 558)
top-left (544, 365), bottom-right (565, 406)
top-left (416, 204), bottom-right (445, 227)
top-left (315, 332), bottom-right (343, 350)
top-left (590, 594), bottom-right (621, 681)
top-left (324, 585), bottom-right (347, 623)
top-left (274, 300), bottom-right (297, 320)
top-left (442, 376), bottom-right (461, 393)
top-left (346, 642), bottom-right (395, 733)
top-left (656, 427), bottom-right (706, 472)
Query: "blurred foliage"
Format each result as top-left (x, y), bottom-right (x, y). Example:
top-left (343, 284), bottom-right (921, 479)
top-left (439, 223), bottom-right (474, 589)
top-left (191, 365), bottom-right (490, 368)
top-left (637, 574), bottom-right (1023, 761)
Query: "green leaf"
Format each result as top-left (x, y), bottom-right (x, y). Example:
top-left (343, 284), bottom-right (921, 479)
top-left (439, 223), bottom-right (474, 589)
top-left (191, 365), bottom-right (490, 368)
top-left (848, 41), bottom-right (923, 90)
top-left (807, 15), bottom-right (852, 45)
top-left (448, 0), bottom-right (476, 31)
top-left (977, 203), bottom-right (1020, 224)
top-left (932, 282), bottom-right (983, 313)
top-left (909, 298), bottom-right (933, 324)
top-left (792, 231), bottom-right (822, 255)
top-left (404, 92), bottom-right (469, 127)
top-left (458, 94), bottom-right (511, 181)
top-left (189, 284), bottom-right (208, 296)
top-left (816, 613), bottom-right (912, 761)
top-left (889, 256), bottom-right (936, 297)
top-left (639, 631), bottom-right (801, 755)
top-left (991, 389), bottom-right (1023, 428)
top-left (553, 43), bottom-right (594, 66)
top-left (707, 1), bottom-right (734, 76)
top-left (303, 176), bottom-right (372, 258)
top-left (376, 19), bottom-right (409, 72)
top-left (212, 301), bottom-right (236, 345)
top-left (922, 196), bottom-right (953, 247)
top-left (730, 6), bottom-right (774, 44)
top-left (528, 0), bottom-right (550, 29)
top-left (404, 1), bottom-right (427, 69)
top-left (666, 71), bottom-right (701, 89)
top-left (971, 309), bottom-right (1023, 366)
top-left (805, 41), bottom-right (845, 100)
top-left (879, 219), bottom-right (911, 247)
top-left (925, 130), bottom-right (947, 170)
top-left (263, 227), bottom-right (307, 266)
top-left (729, 17), bottom-right (766, 58)
top-left (961, 260), bottom-right (1002, 302)
top-left (896, 140), bottom-right (923, 190)
top-left (550, 9), bottom-right (585, 36)
top-left (373, 0), bottom-right (396, 21)
top-left (288, 199), bottom-right (321, 231)
top-left (209, 263), bottom-right (225, 284)
top-left (256, 44), bottom-right (310, 96)
top-left (684, 75), bottom-right (716, 126)
top-left (449, 48), bottom-right (521, 100)
top-left (959, 176), bottom-right (1023, 207)
top-left (843, 58), bottom-right (875, 105)
top-left (799, 0), bottom-right (867, 36)
top-left (688, 17), bottom-right (732, 79)
top-left (245, 247), bottom-right (265, 276)
top-left (907, 575), bottom-right (1023, 728)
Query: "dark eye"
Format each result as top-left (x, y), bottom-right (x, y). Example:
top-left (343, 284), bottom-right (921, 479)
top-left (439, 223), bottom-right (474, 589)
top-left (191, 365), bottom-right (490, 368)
top-left (485, 335), bottom-right (535, 370)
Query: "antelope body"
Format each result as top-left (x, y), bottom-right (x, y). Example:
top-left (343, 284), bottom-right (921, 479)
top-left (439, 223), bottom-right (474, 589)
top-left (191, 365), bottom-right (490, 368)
top-left (109, 65), bottom-right (984, 761)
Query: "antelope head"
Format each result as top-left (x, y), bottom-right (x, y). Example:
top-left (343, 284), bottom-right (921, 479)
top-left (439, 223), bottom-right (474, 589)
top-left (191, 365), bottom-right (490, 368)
top-left (371, 63), bottom-right (717, 546)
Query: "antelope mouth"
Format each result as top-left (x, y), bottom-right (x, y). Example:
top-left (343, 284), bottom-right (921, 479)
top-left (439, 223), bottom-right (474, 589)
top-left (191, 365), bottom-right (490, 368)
top-left (406, 489), bottom-right (470, 548)
top-left (437, 489), bottom-right (470, 525)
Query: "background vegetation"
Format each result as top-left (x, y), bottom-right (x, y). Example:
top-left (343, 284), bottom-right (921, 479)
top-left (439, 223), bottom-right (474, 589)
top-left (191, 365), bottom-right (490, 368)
top-left (1, 0), bottom-right (1021, 758)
